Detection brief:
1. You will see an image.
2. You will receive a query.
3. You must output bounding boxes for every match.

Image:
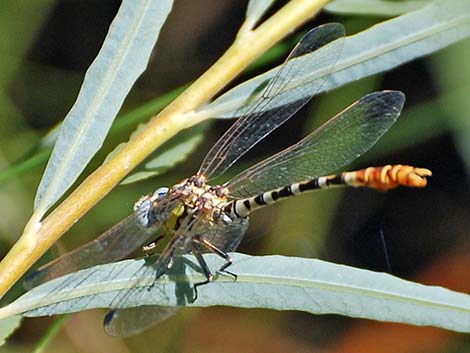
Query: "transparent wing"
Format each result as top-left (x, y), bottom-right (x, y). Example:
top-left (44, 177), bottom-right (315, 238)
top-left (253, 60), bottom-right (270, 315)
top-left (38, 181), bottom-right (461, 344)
top-left (202, 216), bottom-right (249, 252)
top-left (103, 245), bottom-right (183, 338)
top-left (228, 91), bottom-right (406, 197)
top-left (104, 209), bottom-right (249, 336)
top-left (103, 212), bottom-right (196, 337)
top-left (104, 306), bottom-right (179, 337)
top-left (199, 23), bottom-right (345, 180)
top-left (24, 212), bottom-right (160, 289)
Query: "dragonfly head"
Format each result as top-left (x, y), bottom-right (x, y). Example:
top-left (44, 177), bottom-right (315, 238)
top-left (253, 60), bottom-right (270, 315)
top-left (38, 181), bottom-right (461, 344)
top-left (134, 187), bottom-right (169, 228)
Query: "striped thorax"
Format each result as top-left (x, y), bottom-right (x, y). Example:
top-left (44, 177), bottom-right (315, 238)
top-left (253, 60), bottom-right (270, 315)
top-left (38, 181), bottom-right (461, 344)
top-left (135, 174), bottom-right (234, 237)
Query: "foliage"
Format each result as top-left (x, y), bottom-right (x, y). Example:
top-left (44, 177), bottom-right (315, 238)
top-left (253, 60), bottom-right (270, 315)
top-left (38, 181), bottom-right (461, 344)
top-left (0, 0), bottom-right (469, 351)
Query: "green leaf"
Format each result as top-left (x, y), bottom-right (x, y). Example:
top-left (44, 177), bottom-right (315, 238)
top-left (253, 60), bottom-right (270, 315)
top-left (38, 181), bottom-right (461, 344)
top-left (0, 316), bottom-right (22, 346)
top-left (119, 171), bottom-right (164, 185)
top-left (120, 132), bottom-right (203, 184)
top-left (145, 134), bottom-right (203, 169)
top-left (0, 85), bottom-right (186, 187)
top-left (243, 0), bottom-right (276, 32)
top-left (120, 123), bottom-right (206, 185)
top-left (205, 0), bottom-right (469, 119)
top-left (325, 0), bottom-right (429, 16)
top-left (34, 0), bottom-right (173, 216)
top-left (1, 254), bottom-right (469, 333)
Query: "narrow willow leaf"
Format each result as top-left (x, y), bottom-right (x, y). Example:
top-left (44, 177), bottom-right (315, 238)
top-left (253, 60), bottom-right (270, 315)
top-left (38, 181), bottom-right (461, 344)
top-left (1, 254), bottom-right (469, 333)
top-left (119, 121), bottom-right (207, 185)
top-left (120, 171), bottom-right (163, 185)
top-left (121, 133), bottom-right (204, 185)
top-left (0, 316), bottom-right (22, 346)
top-left (325, 0), bottom-right (429, 16)
top-left (243, 0), bottom-right (276, 32)
top-left (145, 134), bottom-right (204, 169)
top-left (0, 86), bottom-right (186, 186)
top-left (205, 0), bottom-right (469, 119)
top-left (34, 0), bottom-right (173, 215)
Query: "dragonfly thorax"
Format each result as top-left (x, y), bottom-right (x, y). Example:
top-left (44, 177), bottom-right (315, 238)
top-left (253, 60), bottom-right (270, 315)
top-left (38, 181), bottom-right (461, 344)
top-left (135, 175), bottom-right (234, 233)
top-left (165, 176), bottom-right (232, 230)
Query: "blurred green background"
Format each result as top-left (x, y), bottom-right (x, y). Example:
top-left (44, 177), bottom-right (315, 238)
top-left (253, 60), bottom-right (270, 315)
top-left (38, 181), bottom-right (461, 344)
top-left (0, 1), bottom-right (469, 352)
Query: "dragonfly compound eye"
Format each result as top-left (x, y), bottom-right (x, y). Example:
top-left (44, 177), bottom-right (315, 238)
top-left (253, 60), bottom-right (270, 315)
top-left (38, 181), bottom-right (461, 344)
top-left (153, 187), bottom-right (169, 200)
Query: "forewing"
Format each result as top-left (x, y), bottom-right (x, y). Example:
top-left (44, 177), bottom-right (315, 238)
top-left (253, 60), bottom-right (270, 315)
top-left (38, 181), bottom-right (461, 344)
top-left (228, 91), bottom-right (406, 197)
top-left (24, 212), bottom-right (160, 289)
top-left (199, 23), bottom-right (345, 180)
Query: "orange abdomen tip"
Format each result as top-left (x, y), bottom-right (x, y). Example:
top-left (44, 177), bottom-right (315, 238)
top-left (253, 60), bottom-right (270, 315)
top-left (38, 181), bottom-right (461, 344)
top-left (355, 165), bottom-right (432, 191)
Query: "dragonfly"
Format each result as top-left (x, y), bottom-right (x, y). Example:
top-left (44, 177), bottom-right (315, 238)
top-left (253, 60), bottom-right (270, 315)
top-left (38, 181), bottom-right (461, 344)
top-left (25, 23), bottom-right (431, 336)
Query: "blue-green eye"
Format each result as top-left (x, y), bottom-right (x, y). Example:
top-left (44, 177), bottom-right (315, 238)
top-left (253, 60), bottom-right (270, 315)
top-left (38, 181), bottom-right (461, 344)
top-left (154, 187), bottom-right (169, 199)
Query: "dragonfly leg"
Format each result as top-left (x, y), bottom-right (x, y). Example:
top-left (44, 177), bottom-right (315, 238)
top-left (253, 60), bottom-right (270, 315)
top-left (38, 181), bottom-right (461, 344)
top-left (142, 234), bottom-right (165, 256)
top-left (190, 243), bottom-right (213, 302)
top-left (194, 236), bottom-right (237, 281)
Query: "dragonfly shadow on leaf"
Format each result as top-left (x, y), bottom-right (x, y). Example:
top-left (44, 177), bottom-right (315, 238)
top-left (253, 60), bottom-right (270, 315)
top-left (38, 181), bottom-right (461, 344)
top-left (169, 256), bottom-right (199, 305)
top-left (103, 255), bottom-right (205, 337)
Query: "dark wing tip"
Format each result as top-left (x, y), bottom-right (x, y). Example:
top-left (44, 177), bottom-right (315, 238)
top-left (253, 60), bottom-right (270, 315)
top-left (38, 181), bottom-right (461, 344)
top-left (361, 90), bottom-right (406, 114)
top-left (103, 310), bottom-right (117, 332)
top-left (300, 22), bottom-right (346, 52)
top-left (23, 269), bottom-right (47, 290)
top-left (324, 22), bottom-right (346, 37)
top-left (382, 90), bottom-right (406, 111)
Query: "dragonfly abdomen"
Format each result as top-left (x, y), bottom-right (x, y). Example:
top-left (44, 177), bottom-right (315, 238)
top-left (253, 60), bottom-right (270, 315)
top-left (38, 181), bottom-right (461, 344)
top-left (226, 180), bottom-right (321, 218)
top-left (343, 164), bottom-right (431, 191)
top-left (227, 165), bottom-right (431, 217)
